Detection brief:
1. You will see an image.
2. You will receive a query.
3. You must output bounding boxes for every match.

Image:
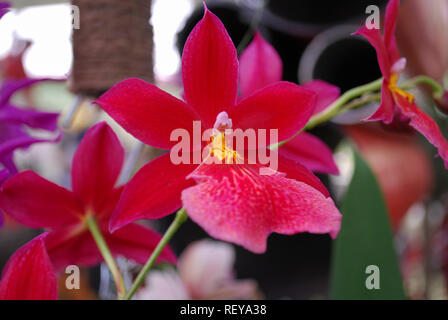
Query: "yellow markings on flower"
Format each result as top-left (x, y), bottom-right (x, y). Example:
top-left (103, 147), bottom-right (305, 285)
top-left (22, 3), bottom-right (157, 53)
top-left (388, 74), bottom-right (414, 103)
top-left (209, 132), bottom-right (241, 164)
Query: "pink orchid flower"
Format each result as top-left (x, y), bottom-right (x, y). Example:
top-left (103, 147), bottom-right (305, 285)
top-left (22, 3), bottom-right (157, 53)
top-left (0, 122), bottom-right (176, 272)
top-left (239, 32), bottom-right (340, 174)
top-left (96, 7), bottom-right (342, 253)
top-left (136, 239), bottom-right (259, 300)
top-left (0, 233), bottom-right (57, 300)
top-left (354, 0), bottom-right (448, 168)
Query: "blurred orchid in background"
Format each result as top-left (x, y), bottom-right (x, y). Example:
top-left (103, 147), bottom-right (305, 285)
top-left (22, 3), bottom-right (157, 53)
top-left (137, 239), bottom-right (260, 300)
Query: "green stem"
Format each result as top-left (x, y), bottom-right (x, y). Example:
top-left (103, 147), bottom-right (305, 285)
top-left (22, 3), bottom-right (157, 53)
top-left (340, 92), bottom-right (381, 113)
top-left (123, 208), bottom-right (188, 300)
top-left (85, 215), bottom-right (126, 299)
top-left (401, 75), bottom-right (444, 98)
top-left (305, 78), bottom-right (383, 130)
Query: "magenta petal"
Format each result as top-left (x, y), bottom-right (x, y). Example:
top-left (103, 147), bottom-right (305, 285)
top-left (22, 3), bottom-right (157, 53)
top-left (367, 81), bottom-right (396, 123)
top-left (71, 122), bottom-right (123, 214)
top-left (239, 32), bottom-right (282, 99)
top-left (45, 228), bottom-right (101, 272)
top-left (0, 78), bottom-right (59, 106)
top-left (96, 78), bottom-right (199, 150)
top-left (384, 0), bottom-right (401, 62)
top-left (0, 2), bottom-right (9, 19)
top-left (302, 80), bottom-right (340, 115)
top-left (279, 132), bottom-right (339, 175)
top-left (182, 164), bottom-right (341, 253)
top-left (110, 153), bottom-right (197, 231)
top-left (106, 223), bottom-right (177, 265)
top-left (353, 26), bottom-right (391, 78)
top-left (229, 82), bottom-right (316, 143)
top-left (0, 123), bottom-right (62, 164)
top-left (395, 95), bottom-right (448, 168)
top-left (277, 154), bottom-right (330, 197)
top-left (0, 170), bottom-right (82, 228)
top-left (0, 233), bottom-right (57, 300)
top-left (0, 104), bottom-right (59, 131)
top-left (182, 6), bottom-right (238, 127)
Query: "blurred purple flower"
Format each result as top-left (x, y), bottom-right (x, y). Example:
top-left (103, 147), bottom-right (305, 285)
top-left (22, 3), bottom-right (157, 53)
top-left (0, 2), bottom-right (9, 19)
top-left (0, 79), bottom-right (62, 227)
top-left (0, 78), bottom-right (60, 176)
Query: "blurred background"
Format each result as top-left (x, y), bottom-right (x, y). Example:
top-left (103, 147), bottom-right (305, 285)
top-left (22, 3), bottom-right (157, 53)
top-left (0, 0), bottom-right (448, 300)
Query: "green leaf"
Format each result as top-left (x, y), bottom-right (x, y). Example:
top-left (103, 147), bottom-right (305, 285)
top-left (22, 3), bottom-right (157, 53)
top-left (330, 148), bottom-right (406, 299)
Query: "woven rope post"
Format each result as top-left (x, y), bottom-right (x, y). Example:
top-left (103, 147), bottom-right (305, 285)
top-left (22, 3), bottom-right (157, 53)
top-left (69, 0), bottom-right (154, 97)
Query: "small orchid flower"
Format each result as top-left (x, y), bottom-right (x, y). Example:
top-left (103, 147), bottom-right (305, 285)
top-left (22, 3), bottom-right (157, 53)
top-left (354, 0), bottom-right (448, 168)
top-left (136, 239), bottom-right (260, 300)
top-left (0, 122), bottom-right (176, 272)
top-left (96, 7), bottom-right (341, 253)
top-left (0, 233), bottom-right (57, 300)
top-left (239, 32), bottom-right (340, 174)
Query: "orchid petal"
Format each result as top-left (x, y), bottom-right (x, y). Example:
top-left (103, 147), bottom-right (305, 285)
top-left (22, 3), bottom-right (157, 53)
top-left (182, 6), bottom-right (238, 127)
top-left (179, 239), bottom-right (235, 298)
top-left (0, 233), bottom-right (57, 300)
top-left (110, 153), bottom-right (197, 231)
top-left (135, 269), bottom-right (190, 300)
top-left (0, 123), bottom-right (62, 164)
top-left (0, 170), bottom-right (82, 228)
top-left (367, 80), bottom-right (396, 123)
top-left (302, 80), bottom-right (340, 115)
top-left (394, 94), bottom-right (448, 169)
top-left (229, 82), bottom-right (316, 143)
top-left (353, 26), bottom-right (391, 78)
top-left (182, 163), bottom-right (341, 253)
top-left (45, 227), bottom-right (101, 272)
top-left (71, 122), bottom-right (123, 214)
top-left (239, 32), bottom-right (282, 99)
top-left (95, 78), bottom-right (199, 150)
top-left (0, 2), bottom-right (9, 20)
top-left (384, 0), bottom-right (401, 62)
top-left (0, 104), bottom-right (59, 131)
top-left (106, 222), bottom-right (177, 265)
top-left (279, 132), bottom-right (339, 174)
top-left (0, 78), bottom-right (57, 106)
top-left (277, 153), bottom-right (330, 197)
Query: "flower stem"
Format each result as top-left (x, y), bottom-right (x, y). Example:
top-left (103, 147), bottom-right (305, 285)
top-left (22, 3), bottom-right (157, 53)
top-left (401, 75), bottom-right (444, 98)
top-left (305, 78), bottom-right (383, 130)
top-left (123, 208), bottom-right (188, 300)
top-left (85, 215), bottom-right (126, 299)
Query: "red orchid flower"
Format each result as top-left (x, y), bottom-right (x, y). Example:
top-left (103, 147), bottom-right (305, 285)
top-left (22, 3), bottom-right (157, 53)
top-left (354, 0), bottom-right (448, 168)
top-left (0, 233), bottom-right (57, 300)
top-left (96, 7), bottom-right (341, 253)
top-left (239, 32), bottom-right (340, 174)
top-left (0, 122), bottom-right (176, 272)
